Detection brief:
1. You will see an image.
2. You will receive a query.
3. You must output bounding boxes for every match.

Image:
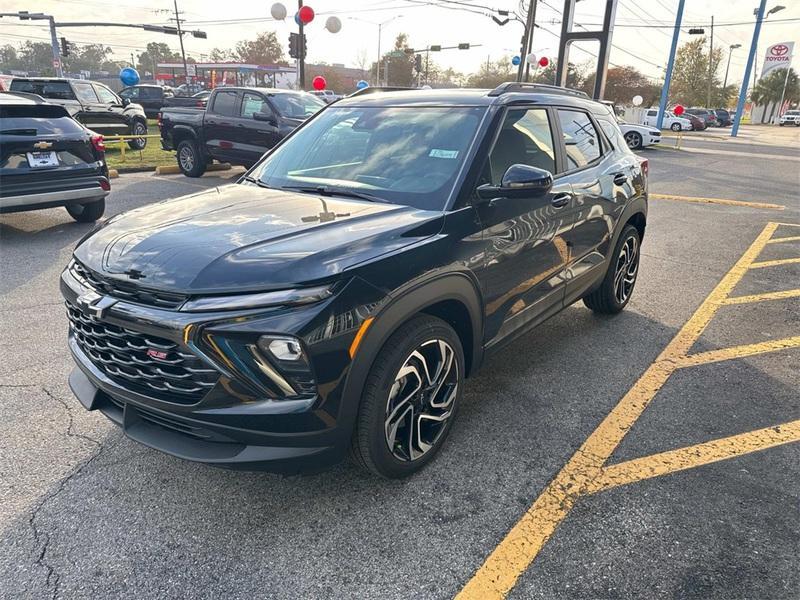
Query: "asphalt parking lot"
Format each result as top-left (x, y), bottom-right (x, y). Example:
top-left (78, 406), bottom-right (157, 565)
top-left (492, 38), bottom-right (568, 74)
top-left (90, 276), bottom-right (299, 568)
top-left (1, 126), bottom-right (798, 599)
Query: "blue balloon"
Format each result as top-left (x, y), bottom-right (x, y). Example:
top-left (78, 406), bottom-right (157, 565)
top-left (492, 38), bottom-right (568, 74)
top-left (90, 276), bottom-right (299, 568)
top-left (294, 12), bottom-right (301, 25)
top-left (511, 55), bottom-right (521, 66)
top-left (119, 67), bottom-right (140, 86)
top-left (356, 80), bottom-right (369, 90)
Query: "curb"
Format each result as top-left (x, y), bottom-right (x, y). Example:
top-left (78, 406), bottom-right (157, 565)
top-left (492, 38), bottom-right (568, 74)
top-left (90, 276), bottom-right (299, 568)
top-left (109, 169), bottom-right (119, 179)
top-left (154, 163), bottom-right (232, 175)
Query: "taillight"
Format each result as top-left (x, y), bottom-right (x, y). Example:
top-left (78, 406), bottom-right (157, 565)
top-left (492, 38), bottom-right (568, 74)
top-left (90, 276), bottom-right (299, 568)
top-left (91, 135), bottom-right (105, 153)
top-left (196, 100), bottom-right (203, 107)
top-left (157, 112), bottom-right (162, 128)
top-left (640, 159), bottom-right (649, 176)
top-left (100, 178), bottom-right (111, 191)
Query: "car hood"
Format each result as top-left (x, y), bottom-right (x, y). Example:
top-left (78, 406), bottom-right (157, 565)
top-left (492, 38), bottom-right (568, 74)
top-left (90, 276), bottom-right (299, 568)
top-left (74, 183), bottom-right (443, 294)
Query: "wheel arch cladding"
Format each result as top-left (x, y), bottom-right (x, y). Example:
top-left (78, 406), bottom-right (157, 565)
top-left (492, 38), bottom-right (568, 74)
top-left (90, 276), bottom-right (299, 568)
top-left (626, 211), bottom-right (646, 240)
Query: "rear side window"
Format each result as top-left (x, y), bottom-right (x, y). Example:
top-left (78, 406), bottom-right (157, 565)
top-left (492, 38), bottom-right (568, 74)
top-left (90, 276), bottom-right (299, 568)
top-left (211, 90), bottom-right (239, 116)
top-left (557, 109), bottom-right (602, 170)
top-left (0, 105), bottom-right (84, 135)
top-left (647, 110), bottom-right (657, 117)
top-left (10, 80), bottom-right (75, 100)
top-left (73, 82), bottom-right (99, 103)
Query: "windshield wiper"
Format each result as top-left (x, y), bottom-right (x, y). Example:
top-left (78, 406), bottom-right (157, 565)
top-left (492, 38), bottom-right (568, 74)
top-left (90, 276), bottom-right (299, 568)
top-left (281, 185), bottom-right (385, 203)
top-left (242, 176), bottom-right (276, 190)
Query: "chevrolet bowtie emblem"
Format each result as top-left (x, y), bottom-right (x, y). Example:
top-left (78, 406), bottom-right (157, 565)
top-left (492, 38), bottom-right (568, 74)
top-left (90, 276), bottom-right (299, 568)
top-left (77, 290), bottom-right (117, 319)
top-left (33, 141), bottom-right (53, 150)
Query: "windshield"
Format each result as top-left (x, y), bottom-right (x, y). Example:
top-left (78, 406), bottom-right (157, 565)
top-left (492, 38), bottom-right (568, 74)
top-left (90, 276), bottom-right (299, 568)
top-left (252, 105), bottom-right (485, 211)
top-left (786, 110), bottom-right (800, 115)
top-left (269, 93), bottom-right (325, 118)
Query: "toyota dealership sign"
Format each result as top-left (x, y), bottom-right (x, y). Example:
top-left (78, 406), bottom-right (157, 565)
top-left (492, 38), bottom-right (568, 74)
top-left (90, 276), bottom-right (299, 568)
top-left (760, 41), bottom-right (794, 80)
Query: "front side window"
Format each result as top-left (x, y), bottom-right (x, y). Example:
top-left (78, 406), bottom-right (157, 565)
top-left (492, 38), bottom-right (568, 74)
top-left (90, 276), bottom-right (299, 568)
top-left (73, 83), bottom-right (99, 103)
top-left (558, 109), bottom-right (601, 170)
top-left (269, 93), bottom-right (325, 118)
top-left (487, 108), bottom-right (556, 184)
top-left (241, 93), bottom-right (271, 119)
top-left (211, 90), bottom-right (238, 116)
top-left (254, 105), bottom-right (486, 211)
top-left (120, 87), bottom-right (139, 100)
top-left (93, 84), bottom-right (119, 104)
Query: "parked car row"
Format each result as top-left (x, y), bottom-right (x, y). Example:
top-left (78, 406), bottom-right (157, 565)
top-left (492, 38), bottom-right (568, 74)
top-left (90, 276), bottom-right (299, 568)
top-left (119, 84), bottom-right (211, 118)
top-left (641, 106), bottom-right (735, 131)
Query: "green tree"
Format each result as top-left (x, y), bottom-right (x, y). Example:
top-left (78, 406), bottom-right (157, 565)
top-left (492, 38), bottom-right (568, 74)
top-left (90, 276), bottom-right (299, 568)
top-left (16, 41), bottom-right (56, 75)
top-left (466, 56), bottom-right (516, 88)
top-left (64, 44), bottom-right (120, 74)
top-left (0, 45), bottom-right (21, 72)
top-left (531, 61), bottom-right (587, 89)
top-left (136, 42), bottom-right (182, 76)
top-left (671, 37), bottom-right (723, 107)
top-left (233, 31), bottom-right (284, 65)
top-left (370, 33), bottom-right (414, 86)
top-left (752, 68), bottom-right (799, 122)
top-left (581, 65), bottom-right (660, 105)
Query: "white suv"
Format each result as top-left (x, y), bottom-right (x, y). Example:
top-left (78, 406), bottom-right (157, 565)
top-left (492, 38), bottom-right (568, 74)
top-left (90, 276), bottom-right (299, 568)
top-left (643, 108), bottom-right (693, 131)
top-left (779, 109), bottom-right (800, 126)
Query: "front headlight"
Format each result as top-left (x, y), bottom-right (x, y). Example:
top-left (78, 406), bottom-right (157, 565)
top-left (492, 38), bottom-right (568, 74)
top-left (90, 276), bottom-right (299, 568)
top-left (181, 285), bottom-right (332, 312)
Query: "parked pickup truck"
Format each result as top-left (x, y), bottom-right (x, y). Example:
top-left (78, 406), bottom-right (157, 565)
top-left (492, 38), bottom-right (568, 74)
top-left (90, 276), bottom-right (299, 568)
top-left (159, 86), bottom-right (326, 177)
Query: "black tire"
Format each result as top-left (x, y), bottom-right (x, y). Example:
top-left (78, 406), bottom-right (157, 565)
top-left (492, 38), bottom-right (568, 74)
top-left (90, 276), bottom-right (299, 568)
top-left (670, 122), bottom-right (681, 132)
top-left (583, 224), bottom-right (641, 314)
top-left (350, 314), bottom-right (465, 479)
top-left (624, 131), bottom-right (643, 150)
top-left (127, 120), bottom-right (148, 150)
top-left (66, 199), bottom-right (105, 223)
top-left (176, 139), bottom-right (207, 177)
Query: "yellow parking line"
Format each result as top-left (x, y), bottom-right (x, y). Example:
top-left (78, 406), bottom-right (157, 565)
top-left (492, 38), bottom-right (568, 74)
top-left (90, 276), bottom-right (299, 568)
top-left (723, 288), bottom-right (800, 305)
top-left (678, 336), bottom-right (800, 368)
top-left (766, 235), bottom-right (800, 244)
top-left (749, 257), bottom-right (800, 269)
top-left (650, 193), bottom-right (784, 210)
top-left (455, 222), bottom-right (779, 600)
top-left (590, 420), bottom-right (800, 493)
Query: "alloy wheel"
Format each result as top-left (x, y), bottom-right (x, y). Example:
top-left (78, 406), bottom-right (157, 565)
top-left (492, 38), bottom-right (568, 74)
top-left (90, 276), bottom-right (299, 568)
top-left (624, 132), bottom-right (641, 149)
top-left (179, 146), bottom-right (195, 171)
top-left (613, 235), bottom-right (639, 304)
top-left (133, 122), bottom-right (147, 146)
top-left (384, 339), bottom-right (458, 462)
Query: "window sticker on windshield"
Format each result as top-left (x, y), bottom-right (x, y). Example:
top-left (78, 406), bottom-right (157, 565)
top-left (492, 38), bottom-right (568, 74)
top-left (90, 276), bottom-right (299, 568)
top-left (429, 149), bottom-right (459, 159)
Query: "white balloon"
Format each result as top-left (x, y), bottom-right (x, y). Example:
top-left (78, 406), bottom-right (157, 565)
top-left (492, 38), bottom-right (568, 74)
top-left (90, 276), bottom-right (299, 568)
top-left (270, 3), bottom-right (287, 20)
top-left (325, 16), bottom-right (342, 33)
top-left (632, 94), bottom-right (643, 106)
top-left (421, 85), bottom-right (432, 90)
top-left (526, 52), bottom-right (537, 64)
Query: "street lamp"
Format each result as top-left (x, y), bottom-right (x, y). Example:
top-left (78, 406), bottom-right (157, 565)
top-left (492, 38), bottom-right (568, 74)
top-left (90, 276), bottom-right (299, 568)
top-left (722, 44), bottom-right (741, 91)
top-left (349, 15), bottom-right (403, 86)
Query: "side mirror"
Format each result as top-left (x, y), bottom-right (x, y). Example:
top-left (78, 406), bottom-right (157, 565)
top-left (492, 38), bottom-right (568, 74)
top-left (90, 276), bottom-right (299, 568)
top-left (121, 97), bottom-right (131, 107)
top-left (476, 164), bottom-right (553, 201)
top-left (253, 112), bottom-right (277, 125)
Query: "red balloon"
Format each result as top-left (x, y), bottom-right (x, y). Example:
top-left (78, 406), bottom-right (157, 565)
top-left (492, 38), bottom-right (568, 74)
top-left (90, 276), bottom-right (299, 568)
top-left (298, 5), bottom-right (315, 24)
top-left (312, 75), bottom-right (326, 91)
top-left (673, 104), bottom-right (685, 116)
top-left (538, 56), bottom-right (549, 67)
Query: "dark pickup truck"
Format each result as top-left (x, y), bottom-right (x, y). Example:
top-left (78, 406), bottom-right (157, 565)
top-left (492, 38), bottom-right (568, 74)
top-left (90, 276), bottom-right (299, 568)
top-left (159, 87), bottom-right (325, 176)
top-left (119, 85), bottom-right (210, 118)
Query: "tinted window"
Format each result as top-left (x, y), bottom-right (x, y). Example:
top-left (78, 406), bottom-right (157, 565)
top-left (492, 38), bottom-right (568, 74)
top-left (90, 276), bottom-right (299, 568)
top-left (120, 87), bottom-right (139, 99)
top-left (254, 106), bottom-right (485, 211)
top-left (487, 108), bottom-right (555, 184)
top-left (73, 82), bottom-right (99, 103)
top-left (10, 80), bottom-right (76, 100)
top-left (93, 84), bottom-right (119, 104)
top-left (597, 116), bottom-right (628, 152)
top-left (557, 109), bottom-right (601, 170)
top-left (139, 87), bottom-right (161, 99)
top-left (269, 92), bottom-right (325, 118)
top-left (211, 90), bottom-right (238, 116)
top-left (0, 105), bottom-right (84, 135)
top-left (241, 93), bottom-right (271, 119)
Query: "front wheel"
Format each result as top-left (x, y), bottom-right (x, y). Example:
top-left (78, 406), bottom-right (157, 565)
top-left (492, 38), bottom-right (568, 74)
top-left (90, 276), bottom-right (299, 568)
top-left (176, 140), bottom-right (207, 177)
top-left (670, 122), bottom-right (681, 132)
top-left (350, 315), bottom-right (464, 478)
top-left (583, 224), bottom-right (641, 314)
top-left (127, 121), bottom-right (148, 150)
top-left (624, 131), bottom-right (643, 150)
top-left (66, 199), bottom-right (105, 223)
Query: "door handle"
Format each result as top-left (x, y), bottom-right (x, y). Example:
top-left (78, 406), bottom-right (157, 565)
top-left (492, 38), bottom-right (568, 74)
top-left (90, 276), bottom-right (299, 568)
top-left (551, 193), bottom-right (571, 208)
top-left (613, 173), bottom-right (628, 186)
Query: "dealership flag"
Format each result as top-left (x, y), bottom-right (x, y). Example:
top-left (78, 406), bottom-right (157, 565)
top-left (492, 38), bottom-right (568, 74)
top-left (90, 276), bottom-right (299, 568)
top-left (760, 42), bottom-right (794, 80)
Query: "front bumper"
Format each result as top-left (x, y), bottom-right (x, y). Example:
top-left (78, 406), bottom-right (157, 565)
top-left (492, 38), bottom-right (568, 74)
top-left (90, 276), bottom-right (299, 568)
top-left (60, 265), bottom-right (387, 472)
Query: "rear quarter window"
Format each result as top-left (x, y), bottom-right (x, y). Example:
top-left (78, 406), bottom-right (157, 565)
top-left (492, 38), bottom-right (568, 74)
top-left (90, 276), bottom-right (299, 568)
top-left (10, 80), bottom-right (76, 100)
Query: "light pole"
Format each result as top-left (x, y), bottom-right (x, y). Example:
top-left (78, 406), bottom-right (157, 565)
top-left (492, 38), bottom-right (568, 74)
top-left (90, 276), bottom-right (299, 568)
top-left (723, 43), bottom-right (741, 91)
top-left (348, 15), bottom-right (403, 86)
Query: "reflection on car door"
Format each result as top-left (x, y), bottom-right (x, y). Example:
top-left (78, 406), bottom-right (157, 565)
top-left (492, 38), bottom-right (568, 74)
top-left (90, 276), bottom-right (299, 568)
top-left (237, 92), bottom-right (282, 165)
top-left (473, 106), bottom-right (575, 348)
top-left (92, 83), bottom-right (130, 136)
top-left (556, 108), bottom-right (635, 304)
top-left (71, 81), bottom-right (105, 133)
top-left (204, 90), bottom-right (241, 162)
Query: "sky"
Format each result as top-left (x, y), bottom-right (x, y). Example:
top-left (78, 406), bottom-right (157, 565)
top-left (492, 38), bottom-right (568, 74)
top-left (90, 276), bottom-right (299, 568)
top-left (1, 0), bottom-right (799, 89)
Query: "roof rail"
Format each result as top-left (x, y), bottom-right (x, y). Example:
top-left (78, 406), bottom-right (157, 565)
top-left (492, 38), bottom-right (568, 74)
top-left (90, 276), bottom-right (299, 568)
top-left (347, 86), bottom-right (418, 97)
top-left (488, 82), bottom-right (590, 99)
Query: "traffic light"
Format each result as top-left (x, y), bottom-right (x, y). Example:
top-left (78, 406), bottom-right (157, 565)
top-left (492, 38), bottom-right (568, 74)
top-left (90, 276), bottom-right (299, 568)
top-left (429, 45), bottom-right (441, 52)
top-left (458, 43), bottom-right (470, 50)
top-left (414, 54), bottom-right (422, 73)
top-left (289, 33), bottom-right (307, 60)
top-left (60, 37), bottom-right (71, 57)
top-left (301, 34), bottom-right (307, 59)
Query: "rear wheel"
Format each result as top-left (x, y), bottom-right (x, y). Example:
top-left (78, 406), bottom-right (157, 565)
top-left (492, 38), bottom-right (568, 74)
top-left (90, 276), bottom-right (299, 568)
top-left (66, 199), bottom-right (105, 223)
top-left (351, 314), bottom-right (464, 478)
top-left (176, 139), bottom-right (207, 177)
top-left (583, 224), bottom-right (641, 314)
top-left (670, 122), bottom-right (682, 132)
top-left (127, 121), bottom-right (148, 150)
top-left (624, 131), bottom-right (643, 150)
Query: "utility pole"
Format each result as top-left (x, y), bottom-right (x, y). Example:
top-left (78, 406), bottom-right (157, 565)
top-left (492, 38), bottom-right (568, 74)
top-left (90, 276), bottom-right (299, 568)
top-left (723, 44), bottom-right (741, 91)
top-left (776, 65), bottom-right (793, 121)
top-left (517, 0), bottom-right (537, 82)
top-left (732, 0), bottom-right (766, 137)
top-left (173, 0), bottom-right (189, 81)
top-left (47, 15), bottom-right (63, 77)
top-left (523, 0), bottom-right (538, 82)
top-left (656, 0), bottom-right (685, 130)
top-left (298, 0), bottom-right (305, 88)
top-left (706, 15), bottom-right (714, 107)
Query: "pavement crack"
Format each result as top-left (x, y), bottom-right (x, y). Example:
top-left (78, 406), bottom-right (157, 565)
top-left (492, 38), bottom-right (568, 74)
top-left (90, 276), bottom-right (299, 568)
top-left (28, 387), bottom-right (107, 599)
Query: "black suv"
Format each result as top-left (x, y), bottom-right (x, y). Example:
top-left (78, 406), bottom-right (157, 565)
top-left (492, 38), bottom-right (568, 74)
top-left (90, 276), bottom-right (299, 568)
top-left (10, 78), bottom-right (149, 149)
top-left (1, 92), bottom-right (110, 221)
top-left (62, 84), bottom-right (648, 477)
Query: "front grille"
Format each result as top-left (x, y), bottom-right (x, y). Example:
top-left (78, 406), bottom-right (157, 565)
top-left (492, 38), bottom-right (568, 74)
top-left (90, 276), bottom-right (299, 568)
top-left (66, 300), bottom-right (219, 403)
top-left (71, 261), bottom-right (186, 309)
